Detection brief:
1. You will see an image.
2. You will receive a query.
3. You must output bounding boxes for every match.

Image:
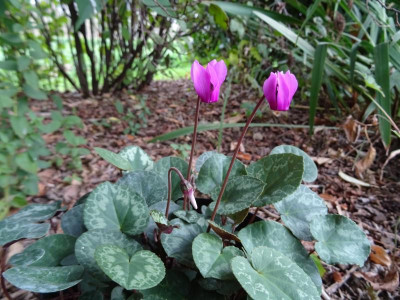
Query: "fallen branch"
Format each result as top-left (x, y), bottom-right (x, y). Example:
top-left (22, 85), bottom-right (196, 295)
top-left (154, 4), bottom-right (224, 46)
top-left (326, 265), bottom-right (359, 295)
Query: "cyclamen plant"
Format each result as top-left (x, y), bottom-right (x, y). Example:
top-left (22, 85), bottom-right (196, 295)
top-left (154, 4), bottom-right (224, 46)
top-left (0, 60), bottom-right (370, 300)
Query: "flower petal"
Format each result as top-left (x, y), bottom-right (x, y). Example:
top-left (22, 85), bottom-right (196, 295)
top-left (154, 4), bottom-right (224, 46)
top-left (191, 60), bottom-right (211, 102)
top-left (285, 70), bottom-right (298, 100)
top-left (263, 72), bottom-right (278, 110)
top-left (212, 60), bottom-right (227, 84)
top-left (206, 63), bottom-right (221, 103)
top-left (276, 71), bottom-right (291, 110)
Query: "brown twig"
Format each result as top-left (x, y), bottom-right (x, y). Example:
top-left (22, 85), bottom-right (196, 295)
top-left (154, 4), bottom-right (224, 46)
top-left (1, 244), bottom-right (12, 300)
top-left (326, 265), bottom-right (358, 295)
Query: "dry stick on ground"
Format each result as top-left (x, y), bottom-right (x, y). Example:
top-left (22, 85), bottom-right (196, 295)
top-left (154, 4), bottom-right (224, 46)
top-left (0, 245), bottom-right (12, 300)
top-left (326, 265), bottom-right (359, 295)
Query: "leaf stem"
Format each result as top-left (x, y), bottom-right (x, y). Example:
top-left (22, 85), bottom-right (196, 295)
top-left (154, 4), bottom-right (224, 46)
top-left (184, 96), bottom-right (201, 210)
top-left (208, 96), bottom-right (265, 226)
top-left (165, 167), bottom-right (186, 217)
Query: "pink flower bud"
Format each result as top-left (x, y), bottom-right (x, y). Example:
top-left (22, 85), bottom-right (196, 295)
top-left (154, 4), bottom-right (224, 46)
top-left (263, 71), bottom-right (298, 111)
top-left (191, 60), bottom-right (227, 103)
top-left (183, 188), bottom-right (198, 210)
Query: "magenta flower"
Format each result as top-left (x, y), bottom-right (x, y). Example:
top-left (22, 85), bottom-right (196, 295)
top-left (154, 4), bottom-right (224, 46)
top-left (263, 71), bottom-right (298, 111)
top-left (191, 59), bottom-right (227, 103)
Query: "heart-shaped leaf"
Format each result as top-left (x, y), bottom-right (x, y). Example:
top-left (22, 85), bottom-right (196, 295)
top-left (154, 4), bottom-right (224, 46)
top-left (274, 185), bottom-right (327, 241)
top-left (248, 154), bottom-right (304, 206)
top-left (193, 233), bottom-right (243, 280)
top-left (61, 204), bottom-right (86, 237)
top-left (208, 221), bottom-right (240, 242)
top-left (3, 265), bottom-right (84, 293)
top-left (84, 181), bottom-right (149, 235)
top-left (8, 249), bottom-right (45, 266)
top-left (238, 220), bottom-right (321, 292)
top-left (270, 145), bottom-right (317, 182)
top-left (153, 157), bottom-right (188, 201)
top-left (196, 153), bottom-right (247, 195)
top-left (195, 151), bottom-right (216, 174)
top-left (9, 234), bottom-right (76, 267)
top-left (173, 209), bottom-right (207, 227)
top-left (209, 176), bottom-right (265, 215)
top-left (161, 218), bottom-right (204, 267)
top-left (95, 245), bottom-right (165, 290)
top-left (6, 201), bottom-right (62, 222)
top-left (75, 229), bottom-right (142, 281)
top-left (310, 214), bottom-right (370, 266)
top-left (117, 171), bottom-right (167, 206)
top-left (231, 247), bottom-right (320, 300)
top-left (119, 145), bottom-right (154, 171)
top-left (0, 220), bottom-right (50, 246)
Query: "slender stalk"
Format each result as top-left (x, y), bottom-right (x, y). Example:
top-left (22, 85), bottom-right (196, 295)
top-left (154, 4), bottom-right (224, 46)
top-left (165, 167), bottom-right (187, 217)
top-left (209, 96), bottom-right (265, 226)
top-left (248, 207), bottom-right (260, 224)
top-left (184, 96), bottom-right (201, 210)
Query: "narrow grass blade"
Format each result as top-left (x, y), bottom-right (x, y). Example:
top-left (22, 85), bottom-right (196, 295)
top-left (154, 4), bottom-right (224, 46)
top-left (374, 42), bottom-right (391, 147)
top-left (309, 44), bottom-right (328, 134)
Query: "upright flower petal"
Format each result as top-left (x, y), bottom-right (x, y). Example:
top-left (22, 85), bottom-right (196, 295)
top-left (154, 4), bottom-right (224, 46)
top-left (206, 63), bottom-right (220, 103)
top-left (211, 60), bottom-right (227, 84)
top-left (191, 60), bottom-right (211, 102)
top-left (263, 72), bottom-right (278, 110)
top-left (276, 71), bottom-right (291, 110)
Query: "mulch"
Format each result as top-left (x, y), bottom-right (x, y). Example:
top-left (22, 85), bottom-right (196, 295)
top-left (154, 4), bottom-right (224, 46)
top-left (2, 79), bottom-right (400, 299)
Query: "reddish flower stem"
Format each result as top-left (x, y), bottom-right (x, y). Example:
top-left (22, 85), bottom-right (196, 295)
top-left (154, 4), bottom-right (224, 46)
top-left (184, 96), bottom-right (201, 210)
top-left (208, 96), bottom-right (265, 227)
top-left (165, 167), bottom-right (187, 217)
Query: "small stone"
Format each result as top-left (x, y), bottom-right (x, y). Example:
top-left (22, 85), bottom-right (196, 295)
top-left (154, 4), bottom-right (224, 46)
top-left (253, 132), bottom-right (263, 141)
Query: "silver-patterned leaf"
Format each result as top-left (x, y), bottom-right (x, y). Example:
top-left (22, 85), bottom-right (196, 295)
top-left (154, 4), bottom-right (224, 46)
top-left (209, 176), bottom-right (265, 215)
top-left (75, 229), bottom-right (142, 281)
top-left (238, 220), bottom-right (321, 292)
top-left (310, 214), bottom-right (370, 266)
top-left (84, 181), bottom-right (149, 235)
top-left (196, 153), bottom-right (247, 195)
top-left (95, 245), bottom-right (165, 290)
top-left (94, 147), bottom-right (132, 170)
top-left (192, 233), bottom-right (243, 280)
top-left (8, 234), bottom-right (76, 267)
top-left (195, 151), bottom-right (216, 174)
top-left (0, 220), bottom-right (50, 246)
top-left (270, 145), bottom-right (317, 182)
top-left (117, 171), bottom-right (167, 206)
top-left (119, 145), bottom-right (154, 171)
top-left (274, 185), bottom-right (327, 241)
top-left (9, 249), bottom-right (45, 266)
top-left (7, 201), bottom-right (62, 222)
top-left (248, 154), bottom-right (304, 206)
top-left (161, 218), bottom-right (204, 267)
top-left (152, 157), bottom-right (188, 201)
top-left (231, 247), bottom-right (320, 300)
top-left (3, 265), bottom-right (84, 293)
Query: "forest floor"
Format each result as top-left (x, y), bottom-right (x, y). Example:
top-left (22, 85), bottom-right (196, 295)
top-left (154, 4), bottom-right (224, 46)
top-left (4, 79), bottom-right (400, 299)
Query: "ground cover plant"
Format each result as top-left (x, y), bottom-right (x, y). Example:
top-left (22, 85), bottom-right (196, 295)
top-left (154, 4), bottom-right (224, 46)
top-left (0, 60), bottom-right (371, 299)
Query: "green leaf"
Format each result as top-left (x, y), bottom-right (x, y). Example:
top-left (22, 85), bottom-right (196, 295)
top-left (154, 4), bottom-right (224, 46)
top-left (119, 146), bottom-right (154, 171)
top-left (374, 42), bottom-right (391, 147)
top-left (8, 249), bottom-right (45, 266)
top-left (9, 234), bottom-right (76, 267)
top-left (153, 157), bottom-right (188, 201)
top-left (117, 171), bottom-right (167, 206)
top-left (209, 4), bottom-right (229, 30)
top-left (111, 286), bottom-right (127, 300)
top-left (310, 254), bottom-right (326, 277)
top-left (274, 185), bottom-right (327, 241)
top-left (0, 59), bottom-right (17, 70)
top-left (64, 130), bottom-right (87, 146)
top-left (238, 220), bottom-right (322, 292)
top-left (150, 209), bottom-right (168, 226)
top-left (75, 0), bottom-right (94, 30)
top-left (10, 115), bottom-right (29, 138)
top-left (23, 83), bottom-right (47, 100)
top-left (195, 151), bottom-right (216, 173)
top-left (84, 182), bottom-right (149, 235)
top-left (0, 95), bottom-right (13, 109)
top-left (94, 147), bottom-right (132, 170)
top-left (270, 145), bottom-right (317, 182)
top-left (3, 265), bottom-right (84, 293)
top-left (161, 218), bottom-right (204, 267)
top-left (61, 204), bottom-right (86, 237)
top-left (95, 245), bottom-right (165, 290)
top-left (231, 247), bottom-right (320, 300)
top-left (209, 176), bottom-right (264, 215)
top-left (196, 153), bottom-right (247, 195)
top-left (310, 215), bottom-right (371, 266)
top-left (309, 44), bottom-right (328, 134)
top-left (141, 0), bottom-right (176, 18)
top-left (140, 270), bottom-right (190, 300)
top-left (174, 209), bottom-right (204, 225)
top-left (0, 220), bottom-right (49, 246)
top-left (17, 55), bottom-right (30, 71)
top-left (75, 229), bottom-right (142, 281)
top-left (192, 233), bottom-right (243, 280)
top-left (15, 152), bottom-right (38, 174)
top-left (7, 201), bottom-right (61, 222)
top-left (248, 154), bottom-right (304, 207)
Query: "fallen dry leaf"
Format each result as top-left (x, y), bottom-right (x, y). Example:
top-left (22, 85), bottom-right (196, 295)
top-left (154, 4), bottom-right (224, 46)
top-left (355, 145), bottom-right (376, 179)
top-left (319, 193), bottom-right (337, 203)
top-left (343, 116), bottom-right (360, 143)
top-left (370, 245), bottom-right (391, 268)
top-left (333, 271), bottom-right (343, 283)
top-left (237, 152), bottom-right (252, 161)
top-left (355, 265), bottom-right (399, 292)
top-left (338, 170), bottom-right (371, 187)
top-left (37, 182), bottom-right (46, 197)
top-left (312, 157), bottom-right (333, 165)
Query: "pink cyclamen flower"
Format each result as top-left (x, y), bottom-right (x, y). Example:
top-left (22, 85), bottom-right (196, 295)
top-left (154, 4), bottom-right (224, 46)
top-left (263, 70), bottom-right (298, 111)
top-left (191, 59), bottom-right (227, 103)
